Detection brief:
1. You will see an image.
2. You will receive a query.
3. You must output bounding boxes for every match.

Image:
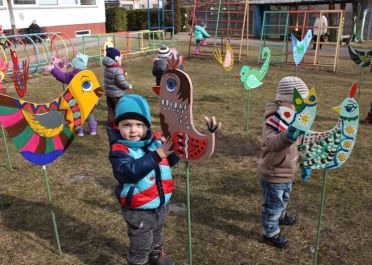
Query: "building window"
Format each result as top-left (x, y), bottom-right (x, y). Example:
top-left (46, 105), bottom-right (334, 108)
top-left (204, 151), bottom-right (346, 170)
top-left (80, 0), bottom-right (96, 5)
top-left (0, 0), bottom-right (3, 6)
top-left (13, 0), bottom-right (36, 4)
top-left (39, 0), bottom-right (58, 5)
top-left (121, 4), bottom-right (133, 10)
top-left (59, 0), bottom-right (78, 5)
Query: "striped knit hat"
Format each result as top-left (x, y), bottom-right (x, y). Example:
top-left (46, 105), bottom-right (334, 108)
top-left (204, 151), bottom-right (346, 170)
top-left (276, 76), bottom-right (309, 102)
top-left (158, 44), bottom-right (171, 58)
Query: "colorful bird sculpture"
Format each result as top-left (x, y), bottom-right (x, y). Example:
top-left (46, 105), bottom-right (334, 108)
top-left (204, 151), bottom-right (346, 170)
top-left (0, 70), bottom-right (103, 165)
top-left (291, 29), bottom-right (312, 65)
top-left (348, 45), bottom-right (372, 68)
top-left (0, 57), bottom-right (9, 94)
top-left (235, 47), bottom-right (271, 89)
top-left (213, 39), bottom-right (234, 72)
top-left (155, 54), bottom-right (221, 162)
top-left (298, 83), bottom-right (359, 177)
top-left (10, 48), bottom-right (29, 97)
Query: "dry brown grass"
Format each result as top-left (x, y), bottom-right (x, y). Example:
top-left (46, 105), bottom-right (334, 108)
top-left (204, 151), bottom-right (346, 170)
top-left (0, 40), bottom-right (371, 265)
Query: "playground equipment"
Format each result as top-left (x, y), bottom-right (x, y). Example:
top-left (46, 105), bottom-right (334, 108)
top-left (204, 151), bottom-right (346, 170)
top-left (189, 0), bottom-right (249, 61)
top-left (259, 10), bottom-right (344, 72)
top-left (147, 0), bottom-right (175, 48)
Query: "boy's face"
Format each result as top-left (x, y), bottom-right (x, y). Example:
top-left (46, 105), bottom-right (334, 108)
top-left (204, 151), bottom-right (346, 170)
top-left (118, 119), bottom-right (147, 141)
top-left (115, 55), bottom-right (122, 65)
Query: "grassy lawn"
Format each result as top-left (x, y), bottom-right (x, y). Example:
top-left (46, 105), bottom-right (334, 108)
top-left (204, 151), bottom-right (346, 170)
top-left (0, 40), bottom-right (371, 265)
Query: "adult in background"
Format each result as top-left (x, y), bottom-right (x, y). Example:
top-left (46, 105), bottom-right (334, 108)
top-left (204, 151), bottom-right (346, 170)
top-left (312, 14), bottom-right (328, 50)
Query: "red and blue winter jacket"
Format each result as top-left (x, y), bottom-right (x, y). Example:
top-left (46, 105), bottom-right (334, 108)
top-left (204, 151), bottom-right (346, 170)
top-left (108, 128), bottom-right (179, 210)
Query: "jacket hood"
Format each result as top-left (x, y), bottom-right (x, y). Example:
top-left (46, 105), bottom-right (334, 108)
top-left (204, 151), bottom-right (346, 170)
top-left (102, 56), bottom-right (117, 67)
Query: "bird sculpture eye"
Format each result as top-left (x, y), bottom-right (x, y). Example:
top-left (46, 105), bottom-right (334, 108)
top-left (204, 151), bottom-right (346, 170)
top-left (345, 103), bottom-right (356, 113)
top-left (166, 78), bottom-right (177, 93)
top-left (309, 95), bottom-right (316, 102)
top-left (82, 80), bottom-right (92, 92)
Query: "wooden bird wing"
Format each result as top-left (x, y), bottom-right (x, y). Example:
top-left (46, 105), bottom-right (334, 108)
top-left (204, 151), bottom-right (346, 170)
top-left (298, 122), bottom-right (342, 169)
top-left (348, 45), bottom-right (372, 67)
top-left (0, 93), bottom-right (74, 165)
top-left (291, 30), bottom-right (312, 65)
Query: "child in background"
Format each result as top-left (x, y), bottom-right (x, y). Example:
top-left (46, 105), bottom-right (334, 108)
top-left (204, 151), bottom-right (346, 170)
top-left (102, 47), bottom-right (132, 127)
top-left (0, 25), bottom-right (6, 49)
top-left (257, 76), bottom-right (309, 248)
top-left (108, 94), bottom-right (179, 265)
top-left (152, 44), bottom-right (185, 87)
top-left (44, 52), bottom-right (98, 136)
top-left (194, 21), bottom-right (210, 55)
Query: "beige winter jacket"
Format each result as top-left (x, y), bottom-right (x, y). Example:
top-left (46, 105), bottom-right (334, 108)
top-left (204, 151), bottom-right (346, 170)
top-left (257, 101), bottom-right (301, 183)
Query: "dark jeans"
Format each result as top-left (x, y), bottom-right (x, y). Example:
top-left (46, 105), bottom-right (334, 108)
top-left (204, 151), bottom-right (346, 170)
top-left (312, 34), bottom-right (325, 49)
top-left (260, 179), bottom-right (292, 237)
top-left (123, 204), bottom-right (170, 264)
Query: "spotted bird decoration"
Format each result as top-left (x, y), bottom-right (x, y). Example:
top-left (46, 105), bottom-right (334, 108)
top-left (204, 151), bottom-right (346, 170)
top-left (156, 54), bottom-right (221, 163)
top-left (0, 70), bottom-right (103, 165)
top-left (291, 29), bottom-right (312, 65)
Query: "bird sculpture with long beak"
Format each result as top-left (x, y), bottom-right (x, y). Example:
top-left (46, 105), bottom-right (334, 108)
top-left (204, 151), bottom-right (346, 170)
top-left (348, 45), bottom-right (372, 68)
top-left (154, 54), bottom-right (221, 162)
top-left (291, 29), bottom-right (312, 65)
top-left (10, 48), bottom-right (29, 97)
top-left (0, 70), bottom-right (103, 165)
top-left (235, 47), bottom-right (271, 89)
top-left (298, 83), bottom-right (359, 179)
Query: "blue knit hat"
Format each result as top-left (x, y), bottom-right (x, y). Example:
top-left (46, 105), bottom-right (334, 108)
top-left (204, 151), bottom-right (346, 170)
top-left (71, 52), bottom-right (88, 70)
top-left (106, 47), bottom-right (121, 61)
top-left (115, 94), bottom-right (152, 127)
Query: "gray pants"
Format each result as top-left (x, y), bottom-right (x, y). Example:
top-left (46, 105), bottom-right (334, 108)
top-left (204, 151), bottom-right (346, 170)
top-left (123, 204), bottom-right (169, 265)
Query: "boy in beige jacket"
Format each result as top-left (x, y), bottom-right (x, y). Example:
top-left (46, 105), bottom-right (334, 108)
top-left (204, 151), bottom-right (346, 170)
top-left (257, 76), bottom-right (309, 248)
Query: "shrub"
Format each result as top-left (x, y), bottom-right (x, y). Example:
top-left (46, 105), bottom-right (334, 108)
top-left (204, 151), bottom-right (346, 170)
top-left (105, 7), bottom-right (128, 33)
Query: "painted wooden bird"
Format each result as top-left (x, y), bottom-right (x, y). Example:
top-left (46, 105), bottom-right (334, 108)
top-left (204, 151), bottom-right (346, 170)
top-left (235, 47), bottom-right (271, 89)
top-left (0, 56), bottom-right (9, 94)
top-left (348, 45), bottom-right (372, 68)
top-left (213, 39), bottom-right (234, 72)
top-left (10, 48), bottom-right (29, 97)
top-left (155, 54), bottom-right (221, 162)
top-left (291, 29), bottom-right (312, 65)
top-left (0, 70), bottom-right (103, 165)
top-left (298, 83), bottom-right (359, 178)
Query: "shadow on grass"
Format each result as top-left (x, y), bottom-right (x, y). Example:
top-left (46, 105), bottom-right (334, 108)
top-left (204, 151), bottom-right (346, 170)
top-left (0, 195), bottom-right (126, 265)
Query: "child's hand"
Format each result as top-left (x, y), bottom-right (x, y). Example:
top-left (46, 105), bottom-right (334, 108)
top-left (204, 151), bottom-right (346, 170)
top-left (128, 84), bottom-right (133, 89)
top-left (44, 64), bottom-right (54, 73)
top-left (156, 137), bottom-right (174, 159)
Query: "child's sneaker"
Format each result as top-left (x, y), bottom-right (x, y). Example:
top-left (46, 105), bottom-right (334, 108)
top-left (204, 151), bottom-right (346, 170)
top-left (195, 47), bottom-right (200, 55)
top-left (279, 213), bottom-right (297, 226)
top-left (263, 233), bottom-right (288, 248)
top-left (77, 128), bottom-right (84, 137)
top-left (148, 246), bottom-right (174, 265)
top-left (88, 120), bottom-right (97, 135)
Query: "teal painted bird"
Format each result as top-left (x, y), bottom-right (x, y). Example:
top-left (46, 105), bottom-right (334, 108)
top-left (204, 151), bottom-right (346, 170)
top-left (235, 47), bottom-right (271, 90)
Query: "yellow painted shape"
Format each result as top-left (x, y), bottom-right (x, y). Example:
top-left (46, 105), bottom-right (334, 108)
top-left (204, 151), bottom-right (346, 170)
top-left (304, 86), bottom-right (317, 105)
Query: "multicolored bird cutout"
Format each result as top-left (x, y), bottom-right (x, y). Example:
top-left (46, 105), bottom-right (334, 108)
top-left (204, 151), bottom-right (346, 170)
top-left (213, 39), bottom-right (234, 72)
top-left (235, 47), bottom-right (271, 89)
top-left (0, 57), bottom-right (9, 94)
top-left (348, 45), bottom-right (372, 68)
top-left (10, 48), bottom-right (29, 97)
top-left (0, 70), bottom-right (103, 165)
top-left (155, 54), bottom-right (221, 162)
top-left (291, 29), bottom-right (312, 65)
top-left (298, 83), bottom-right (359, 177)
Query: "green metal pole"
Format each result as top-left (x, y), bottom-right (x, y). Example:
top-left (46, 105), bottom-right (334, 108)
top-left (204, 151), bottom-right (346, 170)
top-left (357, 67), bottom-right (364, 100)
top-left (1, 124), bottom-right (12, 172)
top-left (312, 169), bottom-right (328, 265)
top-left (246, 90), bottom-right (251, 134)
top-left (42, 165), bottom-right (62, 256)
top-left (213, 0), bottom-right (223, 49)
top-left (185, 162), bottom-right (192, 265)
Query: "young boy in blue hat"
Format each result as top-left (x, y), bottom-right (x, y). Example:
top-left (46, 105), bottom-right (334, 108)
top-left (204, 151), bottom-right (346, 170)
top-left (108, 94), bottom-right (179, 265)
top-left (102, 47), bottom-right (132, 127)
top-left (44, 52), bottom-right (98, 136)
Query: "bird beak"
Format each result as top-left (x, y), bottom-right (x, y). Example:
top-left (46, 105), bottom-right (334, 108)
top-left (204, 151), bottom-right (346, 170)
top-left (94, 87), bottom-right (104, 97)
top-left (332, 105), bottom-right (341, 113)
top-left (234, 73), bottom-right (240, 79)
top-left (152, 86), bottom-right (160, 96)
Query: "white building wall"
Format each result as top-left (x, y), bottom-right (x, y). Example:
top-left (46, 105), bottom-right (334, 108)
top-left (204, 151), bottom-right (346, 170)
top-left (0, 0), bottom-right (105, 30)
